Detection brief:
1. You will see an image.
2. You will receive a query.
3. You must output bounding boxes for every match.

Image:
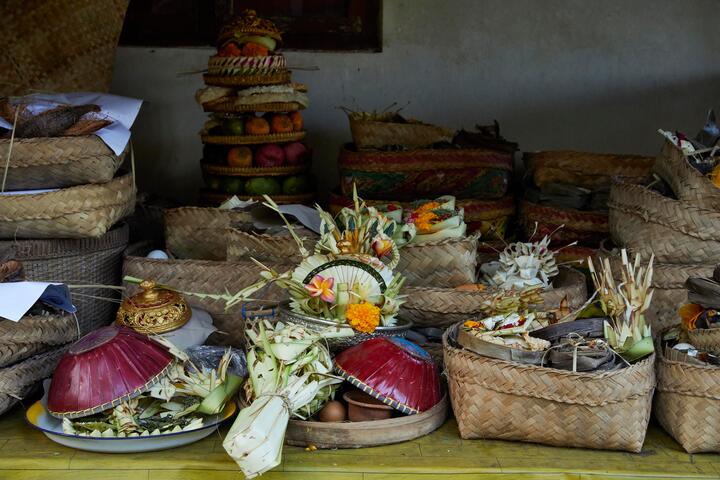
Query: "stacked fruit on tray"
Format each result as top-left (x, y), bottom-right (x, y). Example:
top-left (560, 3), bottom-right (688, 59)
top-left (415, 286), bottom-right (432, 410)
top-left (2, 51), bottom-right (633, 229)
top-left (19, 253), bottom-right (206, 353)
top-left (195, 9), bottom-right (314, 205)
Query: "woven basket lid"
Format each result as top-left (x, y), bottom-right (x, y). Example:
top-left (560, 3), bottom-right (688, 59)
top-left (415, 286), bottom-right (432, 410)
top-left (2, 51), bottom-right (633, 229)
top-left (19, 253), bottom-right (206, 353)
top-left (47, 325), bottom-right (173, 418)
top-left (0, 0), bottom-right (129, 96)
top-left (334, 337), bottom-right (441, 414)
top-left (217, 9), bottom-right (282, 46)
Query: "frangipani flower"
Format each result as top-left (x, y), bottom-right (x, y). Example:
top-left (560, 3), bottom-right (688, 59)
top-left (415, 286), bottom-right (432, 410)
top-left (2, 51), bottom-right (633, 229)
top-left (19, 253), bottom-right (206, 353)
top-left (304, 275), bottom-right (335, 303)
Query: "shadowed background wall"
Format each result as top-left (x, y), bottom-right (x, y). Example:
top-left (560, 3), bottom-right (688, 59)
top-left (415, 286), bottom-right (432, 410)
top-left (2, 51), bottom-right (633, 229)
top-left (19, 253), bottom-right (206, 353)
top-left (111, 0), bottom-right (720, 203)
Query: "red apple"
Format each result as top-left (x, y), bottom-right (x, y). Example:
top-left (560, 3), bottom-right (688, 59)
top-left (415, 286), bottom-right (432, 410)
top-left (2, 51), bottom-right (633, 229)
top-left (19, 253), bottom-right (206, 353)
top-left (284, 142), bottom-right (308, 165)
top-left (255, 144), bottom-right (286, 168)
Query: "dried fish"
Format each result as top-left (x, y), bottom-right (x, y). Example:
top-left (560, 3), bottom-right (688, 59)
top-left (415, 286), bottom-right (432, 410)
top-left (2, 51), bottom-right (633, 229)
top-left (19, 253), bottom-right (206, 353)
top-left (15, 104), bottom-right (100, 138)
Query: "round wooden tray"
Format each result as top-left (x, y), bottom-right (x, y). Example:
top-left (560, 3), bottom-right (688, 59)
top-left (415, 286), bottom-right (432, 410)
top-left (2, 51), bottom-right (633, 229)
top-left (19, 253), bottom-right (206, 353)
top-left (201, 131), bottom-right (306, 145)
top-left (198, 190), bottom-right (315, 206)
top-left (203, 71), bottom-right (291, 87)
top-left (203, 101), bottom-right (305, 114)
top-left (285, 393), bottom-right (448, 449)
top-left (201, 162), bottom-right (310, 177)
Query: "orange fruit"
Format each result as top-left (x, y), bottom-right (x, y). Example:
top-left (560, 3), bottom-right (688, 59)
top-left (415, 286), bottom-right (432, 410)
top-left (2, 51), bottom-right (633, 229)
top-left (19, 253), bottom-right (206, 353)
top-left (245, 117), bottom-right (270, 135)
top-left (289, 111), bottom-right (303, 131)
top-left (270, 114), bottom-right (294, 134)
top-left (227, 147), bottom-right (253, 167)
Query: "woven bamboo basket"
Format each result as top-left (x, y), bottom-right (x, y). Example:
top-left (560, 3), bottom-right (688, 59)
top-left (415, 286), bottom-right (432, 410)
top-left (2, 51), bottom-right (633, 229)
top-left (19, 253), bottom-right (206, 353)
top-left (398, 234), bottom-right (479, 288)
top-left (0, 172), bottom-right (135, 239)
top-left (201, 131), bottom-right (306, 146)
top-left (198, 191), bottom-right (315, 207)
top-left (347, 112), bottom-right (455, 150)
top-left (0, 314), bottom-right (78, 368)
top-left (339, 145), bottom-right (512, 200)
top-left (520, 200), bottom-right (608, 247)
top-left (653, 138), bottom-right (720, 211)
top-left (401, 267), bottom-right (587, 329)
top-left (0, 224), bottom-right (128, 333)
top-left (0, 345), bottom-right (68, 416)
top-left (226, 227), bottom-right (318, 264)
top-left (0, 0), bottom-right (129, 96)
top-left (525, 150), bottom-right (654, 189)
top-left (0, 137), bottom-right (126, 190)
top-left (655, 341), bottom-right (720, 453)
top-left (687, 329), bottom-right (720, 355)
top-left (123, 243), bottom-right (287, 346)
top-left (164, 207), bottom-right (252, 261)
top-left (608, 181), bottom-right (720, 264)
top-left (444, 324), bottom-right (655, 452)
top-left (203, 71), bottom-right (291, 88)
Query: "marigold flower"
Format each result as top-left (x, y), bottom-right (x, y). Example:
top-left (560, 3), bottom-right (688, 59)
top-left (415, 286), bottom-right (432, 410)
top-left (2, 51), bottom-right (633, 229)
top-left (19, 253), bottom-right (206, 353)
top-left (345, 302), bottom-right (381, 333)
top-left (305, 275), bottom-right (335, 303)
top-left (464, 320), bottom-right (481, 329)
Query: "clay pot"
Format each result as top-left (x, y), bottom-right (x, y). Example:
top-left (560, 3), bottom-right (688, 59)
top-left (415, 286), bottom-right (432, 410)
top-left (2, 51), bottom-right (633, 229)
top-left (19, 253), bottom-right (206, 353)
top-left (343, 390), bottom-right (394, 422)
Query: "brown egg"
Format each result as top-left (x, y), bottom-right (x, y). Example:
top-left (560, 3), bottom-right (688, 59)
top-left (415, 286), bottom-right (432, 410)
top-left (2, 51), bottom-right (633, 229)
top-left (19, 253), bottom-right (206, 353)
top-left (318, 400), bottom-right (346, 422)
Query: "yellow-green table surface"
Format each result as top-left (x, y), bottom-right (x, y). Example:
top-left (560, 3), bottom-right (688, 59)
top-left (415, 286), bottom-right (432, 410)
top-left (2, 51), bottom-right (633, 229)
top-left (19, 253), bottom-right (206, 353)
top-left (2, 404), bottom-right (720, 480)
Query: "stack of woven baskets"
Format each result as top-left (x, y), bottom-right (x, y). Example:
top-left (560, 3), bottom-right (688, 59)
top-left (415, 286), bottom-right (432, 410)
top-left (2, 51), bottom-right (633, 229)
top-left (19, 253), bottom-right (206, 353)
top-left (522, 151), bottom-right (654, 264)
top-left (609, 137), bottom-right (720, 330)
top-left (196, 10), bottom-right (314, 206)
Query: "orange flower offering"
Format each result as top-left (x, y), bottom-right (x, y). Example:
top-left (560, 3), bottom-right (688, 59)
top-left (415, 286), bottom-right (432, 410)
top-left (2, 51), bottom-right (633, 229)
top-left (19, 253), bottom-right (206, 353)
top-left (464, 320), bottom-right (481, 329)
top-left (346, 303), bottom-right (381, 333)
top-left (679, 303), bottom-right (704, 330)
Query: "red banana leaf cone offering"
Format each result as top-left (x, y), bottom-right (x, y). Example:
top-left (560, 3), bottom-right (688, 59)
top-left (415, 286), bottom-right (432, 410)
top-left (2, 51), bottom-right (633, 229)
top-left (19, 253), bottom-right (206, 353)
top-left (334, 337), bottom-right (442, 414)
top-left (47, 325), bottom-right (173, 418)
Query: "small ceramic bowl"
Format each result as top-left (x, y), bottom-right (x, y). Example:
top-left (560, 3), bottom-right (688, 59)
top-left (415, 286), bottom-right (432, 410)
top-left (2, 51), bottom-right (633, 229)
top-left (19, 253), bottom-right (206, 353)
top-left (343, 390), bottom-right (394, 422)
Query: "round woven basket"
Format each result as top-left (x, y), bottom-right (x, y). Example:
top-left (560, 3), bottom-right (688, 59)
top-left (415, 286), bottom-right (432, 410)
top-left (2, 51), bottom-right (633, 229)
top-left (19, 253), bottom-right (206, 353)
top-left (201, 131), bottom-right (306, 146)
top-left (398, 234), bottom-right (479, 288)
top-left (164, 207), bottom-right (252, 261)
top-left (203, 71), bottom-right (291, 87)
top-left (520, 200), bottom-right (608, 247)
top-left (0, 172), bottom-right (135, 238)
top-left (400, 267), bottom-right (587, 329)
top-left (277, 302), bottom-right (413, 352)
top-left (655, 339), bottom-right (720, 453)
top-left (0, 224), bottom-right (128, 333)
top-left (0, 314), bottom-right (78, 368)
top-left (687, 328), bottom-right (720, 355)
top-left (123, 242), bottom-right (288, 346)
top-left (0, 136), bottom-right (125, 190)
top-left (443, 324), bottom-right (655, 452)
top-left (608, 180), bottom-right (720, 264)
top-left (0, 345), bottom-right (69, 416)
top-left (203, 100), bottom-right (303, 114)
top-left (206, 55), bottom-right (287, 77)
top-left (201, 162), bottom-right (309, 177)
top-left (226, 227), bottom-right (318, 264)
top-left (0, 0), bottom-right (129, 95)
top-left (653, 138), bottom-right (720, 211)
top-left (198, 190), bottom-right (315, 207)
top-left (338, 145), bottom-right (512, 200)
top-left (524, 150), bottom-right (654, 189)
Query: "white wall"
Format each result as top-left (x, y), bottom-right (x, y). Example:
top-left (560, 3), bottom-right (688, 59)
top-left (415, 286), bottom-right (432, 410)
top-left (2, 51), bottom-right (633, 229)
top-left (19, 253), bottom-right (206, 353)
top-left (111, 0), bottom-right (720, 203)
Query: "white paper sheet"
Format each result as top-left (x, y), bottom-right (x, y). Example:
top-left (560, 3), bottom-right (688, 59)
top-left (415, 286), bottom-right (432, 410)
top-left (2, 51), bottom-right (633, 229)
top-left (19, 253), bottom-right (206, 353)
top-left (0, 92), bottom-right (143, 155)
top-left (250, 203), bottom-right (321, 233)
top-left (0, 281), bottom-right (65, 321)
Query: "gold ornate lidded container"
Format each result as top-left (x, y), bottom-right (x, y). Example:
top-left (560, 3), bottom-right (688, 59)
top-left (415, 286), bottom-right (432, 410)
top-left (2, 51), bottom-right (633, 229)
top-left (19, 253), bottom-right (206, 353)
top-left (116, 281), bottom-right (191, 334)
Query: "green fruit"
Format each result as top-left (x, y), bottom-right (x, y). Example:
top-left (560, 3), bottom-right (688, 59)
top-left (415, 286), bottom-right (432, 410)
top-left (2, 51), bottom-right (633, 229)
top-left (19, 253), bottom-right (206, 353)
top-left (223, 118), bottom-right (245, 136)
top-left (245, 177), bottom-right (281, 196)
top-left (282, 175), bottom-right (310, 195)
top-left (204, 174), bottom-right (222, 191)
top-left (222, 177), bottom-right (245, 195)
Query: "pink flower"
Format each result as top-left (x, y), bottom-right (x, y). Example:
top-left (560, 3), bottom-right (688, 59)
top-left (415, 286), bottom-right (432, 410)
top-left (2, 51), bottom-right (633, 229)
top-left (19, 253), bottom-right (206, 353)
top-left (305, 275), bottom-right (335, 303)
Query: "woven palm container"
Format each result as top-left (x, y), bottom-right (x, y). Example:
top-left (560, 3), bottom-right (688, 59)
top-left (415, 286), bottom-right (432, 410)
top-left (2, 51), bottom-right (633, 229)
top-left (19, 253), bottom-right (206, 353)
top-left (0, 172), bottom-right (135, 239)
top-left (687, 329), bottom-right (720, 355)
top-left (0, 346), bottom-right (69, 416)
top-left (609, 181), bottom-right (720, 264)
top-left (164, 207), bottom-right (252, 260)
top-left (401, 268), bottom-right (587, 329)
top-left (398, 234), bottom-right (479, 288)
top-left (655, 343), bottom-right (720, 453)
top-left (444, 324), bottom-right (655, 452)
top-left (525, 150), bottom-right (654, 189)
top-left (520, 200), bottom-right (608, 247)
top-left (0, 314), bottom-right (77, 368)
top-left (653, 138), bottom-right (720, 211)
top-left (123, 243), bottom-right (287, 346)
top-left (0, 137), bottom-right (125, 190)
top-left (0, 225), bottom-right (128, 333)
top-left (339, 145), bottom-right (512, 200)
top-left (0, 0), bottom-right (128, 96)
top-left (347, 112), bottom-right (455, 150)
top-left (226, 227), bottom-right (318, 264)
